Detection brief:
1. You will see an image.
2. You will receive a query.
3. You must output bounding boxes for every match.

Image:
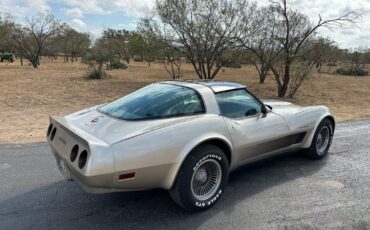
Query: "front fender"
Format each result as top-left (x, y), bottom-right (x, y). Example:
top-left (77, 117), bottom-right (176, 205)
top-left (299, 106), bottom-right (335, 148)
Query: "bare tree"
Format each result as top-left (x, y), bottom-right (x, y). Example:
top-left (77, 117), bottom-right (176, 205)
top-left (0, 14), bottom-right (16, 53)
top-left (12, 13), bottom-right (65, 68)
top-left (239, 6), bottom-right (283, 84)
top-left (156, 0), bottom-right (254, 79)
top-left (271, 0), bottom-right (359, 97)
top-left (136, 18), bottom-right (165, 67)
top-left (137, 17), bottom-right (183, 79)
top-left (240, 0), bottom-right (359, 97)
top-left (102, 28), bottom-right (131, 63)
top-left (58, 27), bottom-right (91, 62)
top-left (83, 38), bottom-right (112, 79)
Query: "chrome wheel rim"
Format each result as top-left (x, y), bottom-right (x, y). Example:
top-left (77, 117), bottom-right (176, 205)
top-left (191, 159), bottom-right (222, 201)
top-left (316, 126), bottom-right (330, 154)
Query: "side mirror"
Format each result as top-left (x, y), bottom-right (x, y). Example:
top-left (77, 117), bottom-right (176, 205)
top-left (261, 105), bottom-right (267, 118)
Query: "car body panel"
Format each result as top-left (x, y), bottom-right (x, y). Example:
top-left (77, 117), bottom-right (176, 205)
top-left (223, 112), bottom-right (291, 169)
top-left (111, 114), bottom-right (232, 190)
top-left (47, 81), bottom-right (335, 193)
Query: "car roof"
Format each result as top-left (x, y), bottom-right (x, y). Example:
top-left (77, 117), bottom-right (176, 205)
top-left (163, 80), bottom-right (246, 93)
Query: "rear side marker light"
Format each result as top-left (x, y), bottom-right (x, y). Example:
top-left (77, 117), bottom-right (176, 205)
top-left (118, 172), bottom-right (135, 181)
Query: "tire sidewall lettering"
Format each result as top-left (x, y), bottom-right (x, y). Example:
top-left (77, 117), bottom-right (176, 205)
top-left (195, 189), bottom-right (223, 207)
top-left (192, 153), bottom-right (224, 208)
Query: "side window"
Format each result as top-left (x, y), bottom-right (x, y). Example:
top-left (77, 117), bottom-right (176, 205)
top-left (216, 89), bottom-right (262, 118)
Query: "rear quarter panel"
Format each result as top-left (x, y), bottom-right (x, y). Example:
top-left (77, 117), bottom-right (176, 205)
top-left (110, 114), bottom-right (232, 190)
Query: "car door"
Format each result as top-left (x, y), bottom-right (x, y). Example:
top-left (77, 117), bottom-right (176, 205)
top-left (215, 89), bottom-right (291, 166)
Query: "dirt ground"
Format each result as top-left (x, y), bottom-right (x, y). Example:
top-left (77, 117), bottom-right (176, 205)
top-left (1, 58), bottom-right (370, 144)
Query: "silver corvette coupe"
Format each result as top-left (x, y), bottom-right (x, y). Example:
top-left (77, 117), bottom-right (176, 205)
top-left (47, 81), bottom-right (335, 211)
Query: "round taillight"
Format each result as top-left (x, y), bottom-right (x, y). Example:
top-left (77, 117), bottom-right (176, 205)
top-left (50, 128), bottom-right (57, 141)
top-left (78, 150), bottom-right (88, 169)
top-left (70, 145), bottom-right (79, 162)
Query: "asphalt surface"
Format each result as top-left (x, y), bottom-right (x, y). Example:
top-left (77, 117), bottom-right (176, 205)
top-left (1, 119), bottom-right (370, 230)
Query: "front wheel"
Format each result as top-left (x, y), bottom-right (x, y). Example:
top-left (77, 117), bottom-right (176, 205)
top-left (304, 118), bottom-right (334, 160)
top-left (169, 144), bottom-right (229, 211)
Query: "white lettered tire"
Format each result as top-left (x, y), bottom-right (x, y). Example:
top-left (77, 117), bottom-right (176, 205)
top-left (169, 144), bottom-right (229, 211)
top-left (304, 118), bottom-right (334, 160)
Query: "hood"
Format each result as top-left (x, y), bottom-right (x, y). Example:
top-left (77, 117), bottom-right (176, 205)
top-left (64, 106), bottom-right (201, 145)
top-left (262, 99), bottom-right (305, 117)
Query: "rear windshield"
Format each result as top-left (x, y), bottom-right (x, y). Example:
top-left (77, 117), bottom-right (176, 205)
top-left (98, 83), bottom-right (205, 120)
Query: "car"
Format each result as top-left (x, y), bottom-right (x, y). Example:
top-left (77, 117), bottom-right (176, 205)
top-left (47, 81), bottom-right (335, 211)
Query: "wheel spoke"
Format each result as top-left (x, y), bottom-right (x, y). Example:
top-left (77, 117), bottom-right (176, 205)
top-left (316, 126), bottom-right (331, 154)
top-left (191, 159), bottom-right (222, 201)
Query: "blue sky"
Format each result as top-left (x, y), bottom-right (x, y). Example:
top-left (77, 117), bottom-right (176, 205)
top-left (2, 0), bottom-right (370, 49)
top-left (49, 2), bottom-right (138, 33)
top-left (2, 0), bottom-right (155, 36)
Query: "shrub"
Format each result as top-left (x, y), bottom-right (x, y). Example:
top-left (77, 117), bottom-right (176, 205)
top-left (87, 63), bottom-right (107, 79)
top-left (106, 60), bottom-right (128, 70)
top-left (336, 66), bottom-right (368, 76)
top-left (133, 56), bottom-right (143, 62)
top-left (224, 60), bottom-right (242, 68)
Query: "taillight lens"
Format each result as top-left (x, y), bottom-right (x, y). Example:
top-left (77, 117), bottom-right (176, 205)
top-left (50, 128), bottom-right (57, 141)
top-left (78, 150), bottom-right (88, 169)
top-left (70, 145), bottom-right (79, 162)
top-left (47, 124), bottom-right (53, 136)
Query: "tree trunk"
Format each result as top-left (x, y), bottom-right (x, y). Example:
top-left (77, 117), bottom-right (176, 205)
top-left (278, 63), bottom-right (290, 97)
top-left (31, 60), bottom-right (38, 68)
top-left (259, 64), bottom-right (269, 84)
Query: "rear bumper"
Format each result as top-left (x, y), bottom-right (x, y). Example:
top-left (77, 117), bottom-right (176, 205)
top-left (47, 115), bottom-right (119, 194)
top-left (47, 115), bottom-right (178, 193)
top-left (51, 148), bottom-right (117, 193)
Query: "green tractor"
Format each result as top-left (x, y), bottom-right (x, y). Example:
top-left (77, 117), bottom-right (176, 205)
top-left (0, 53), bottom-right (14, 62)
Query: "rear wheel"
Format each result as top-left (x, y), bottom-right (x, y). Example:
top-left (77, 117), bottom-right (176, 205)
top-left (169, 144), bottom-right (229, 211)
top-left (304, 118), bottom-right (334, 160)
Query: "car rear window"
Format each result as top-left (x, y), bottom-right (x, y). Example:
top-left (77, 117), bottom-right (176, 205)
top-left (98, 83), bottom-right (205, 120)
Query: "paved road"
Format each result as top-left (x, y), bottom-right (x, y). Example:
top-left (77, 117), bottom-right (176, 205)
top-left (1, 119), bottom-right (370, 230)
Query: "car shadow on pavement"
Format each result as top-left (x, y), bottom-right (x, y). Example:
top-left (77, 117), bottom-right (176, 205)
top-left (0, 152), bottom-right (328, 229)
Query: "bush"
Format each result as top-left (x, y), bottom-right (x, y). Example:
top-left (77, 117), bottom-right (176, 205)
top-left (87, 63), bottom-right (107, 79)
top-left (106, 60), bottom-right (128, 70)
top-left (224, 60), bottom-right (241, 68)
top-left (336, 66), bottom-right (368, 76)
top-left (133, 56), bottom-right (143, 62)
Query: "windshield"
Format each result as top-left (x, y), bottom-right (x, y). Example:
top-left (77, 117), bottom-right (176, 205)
top-left (98, 83), bottom-right (205, 120)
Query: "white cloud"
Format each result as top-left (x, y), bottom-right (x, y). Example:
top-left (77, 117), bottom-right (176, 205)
top-left (64, 7), bottom-right (84, 18)
top-left (113, 0), bottom-right (155, 17)
top-left (59, 0), bottom-right (155, 17)
top-left (71, 18), bottom-right (87, 29)
top-left (116, 22), bottom-right (137, 31)
top-left (25, 0), bottom-right (50, 14)
top-left (258, 0), bottom-right (370, 49)
top-left (59, 0), bottom-right (107, 15)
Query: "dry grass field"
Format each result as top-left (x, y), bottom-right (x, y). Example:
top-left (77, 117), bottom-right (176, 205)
top-left (1, 58), bottom-right (370, 144)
